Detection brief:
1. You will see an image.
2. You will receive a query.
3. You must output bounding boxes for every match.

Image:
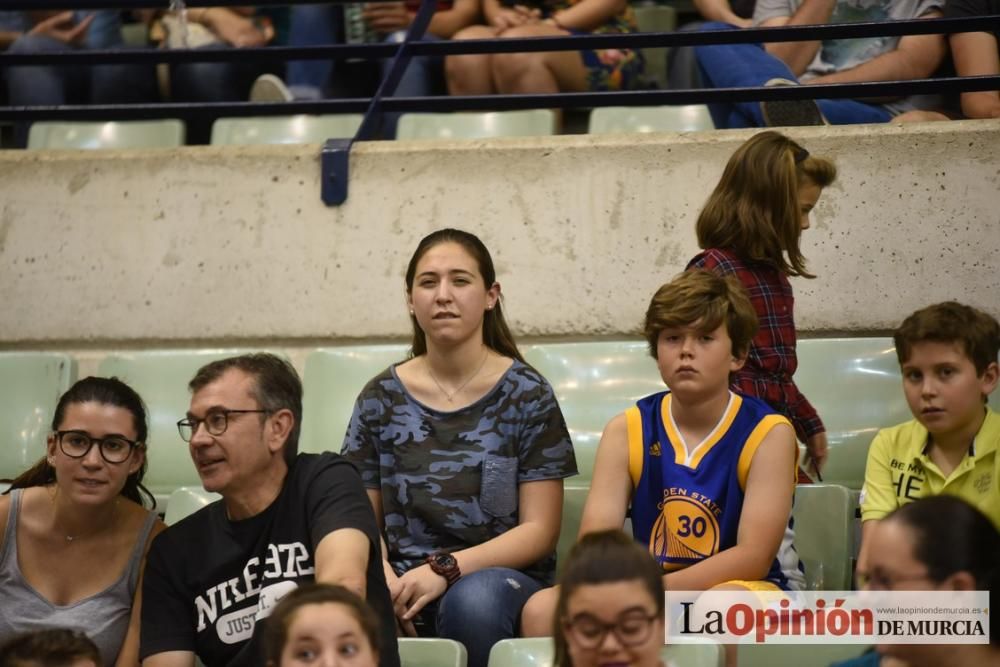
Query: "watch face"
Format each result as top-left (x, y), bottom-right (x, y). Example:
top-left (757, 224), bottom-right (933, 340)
top-left (434, 553), bottom-right (457, 569)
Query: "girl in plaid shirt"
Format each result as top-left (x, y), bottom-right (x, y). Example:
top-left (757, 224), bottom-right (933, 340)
top-left (687, 131), bottom-right (837, 482)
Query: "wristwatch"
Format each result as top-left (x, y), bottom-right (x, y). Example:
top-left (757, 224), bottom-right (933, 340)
top-left (426, 551), bottom-right (461, 587)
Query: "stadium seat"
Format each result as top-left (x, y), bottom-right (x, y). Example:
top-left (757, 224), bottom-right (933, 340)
top-left (488, 636), bottom-right (724, 667)
top-left (632, 4), bottom-right (678, 89)
top-left (737, 644), bottom-right (869, 667)
top-left (396, 110), bottom-right (557, 140)
top-left (97, 350), bottom-right (279, 507)
top-left (0, 353), bottom-right (77, 480)
top-left (210, 115), bottom-right (364, 145)
top-left (399, 638), bottom-right (468, 667)
top-left (588, 105), bottom-right (715, 134)
top-left (523, 342), bottom-right (663, 482)
top-left (556, 486), bottom-right (588, 573)
top-left (27, 120), bottom-right (185, 150)
top-left (792, 484), bottom-right (854, 590)
top-left (795, 338), bottom-right (911, 489)
top-left (300, 345), bottom-right (408, 454)
top-left (164, 486), bottom-right (219, 525)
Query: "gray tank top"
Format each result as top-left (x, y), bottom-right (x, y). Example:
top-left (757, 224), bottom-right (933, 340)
top-left (0, 489), bottom-right (158, 666)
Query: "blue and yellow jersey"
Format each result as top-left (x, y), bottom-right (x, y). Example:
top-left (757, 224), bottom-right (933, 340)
top-left (627, 390), bottom-right (805, 590)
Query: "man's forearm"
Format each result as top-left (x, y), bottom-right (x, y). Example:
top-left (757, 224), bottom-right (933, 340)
top-left (694, 0), bottom-right (749, 25)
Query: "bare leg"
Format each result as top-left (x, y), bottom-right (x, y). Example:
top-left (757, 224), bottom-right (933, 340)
top-left (893, 110), bottom-right (951, 123)
top-left (491, 24), bottom-right (590, 94)
top-left (520, 585), bottom-right (560, 636)
top-left (445, 25), bottom-right (500, 95)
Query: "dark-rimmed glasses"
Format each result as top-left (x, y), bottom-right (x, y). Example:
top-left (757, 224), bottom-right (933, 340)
top-left (176, 409), bottom-right (270, 442)
top-left (563, 610), bottom-right (660, 649)
top-left (55, 430), bottom-right (140, 464)
top-left (856, 569), bottom-right (932, 591)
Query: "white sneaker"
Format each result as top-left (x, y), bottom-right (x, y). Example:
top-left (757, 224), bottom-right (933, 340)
top-left (250, 74), bottom-right (293, 102)
top-left (760, 77), bottom-right (828, 127)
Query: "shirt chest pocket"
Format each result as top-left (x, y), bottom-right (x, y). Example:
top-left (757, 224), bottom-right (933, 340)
top-left (480, 454), bottom-right (519, 517)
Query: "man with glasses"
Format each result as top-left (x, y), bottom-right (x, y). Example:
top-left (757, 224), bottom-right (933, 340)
top-left (139, 353), bottom-right (400, 667)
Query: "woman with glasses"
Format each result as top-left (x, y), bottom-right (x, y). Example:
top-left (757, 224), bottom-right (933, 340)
top-left (0, 376), bottom-right (164, 667)
top-left (836, 495), bottom-right (1000, 667)
top-left (554, 529), bottom-right (665, 667)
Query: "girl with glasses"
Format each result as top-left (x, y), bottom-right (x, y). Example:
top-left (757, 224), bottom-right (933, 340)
top-left (838, 495), bottom-right (1000, 667)
top-left (0, 377), bottom-right (165, 667)
top-left (554, 530), bottom-right (666, 667)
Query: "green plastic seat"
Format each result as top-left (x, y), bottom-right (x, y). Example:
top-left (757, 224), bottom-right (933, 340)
top-left (97, 350), bottom-right (281, 507)
top-left (523, 342), bottom-right (663, 482)
top-left (27, 120), bottom-right (185, 149)
top-left (588, 105), bottom-right (715, 134)
top-left (210, 115), bottom-right (364, 145)
top-left (488, 636), bottom-right (724, 667)
top-left (399, 638), bottom-right (468, 667)
top-left (632, 4), bottom-right (678, 89)
top-left (300, 345), bottom-right (409, 454)
top-left (792, 484), bottom-right (853, 590)
top-left (0, 353), bottom-right (77, 480)
top-left (737, 643), bottom-right (869, 667)
top-left (794, 338), bottom-right (910, 489)
top-left (396, 110), bottom-right (557, 140)
top-left (164, 486), bottom-right (220, 525)
top-left (555, 485), bottom-right (589, 574)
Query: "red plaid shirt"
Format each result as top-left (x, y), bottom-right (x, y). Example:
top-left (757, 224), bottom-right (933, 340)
top-left (687, 248), bottom-right (824, 441)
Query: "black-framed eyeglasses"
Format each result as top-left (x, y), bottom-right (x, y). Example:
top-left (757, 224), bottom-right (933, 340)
top-left (55, 430), bottom-right (140, 464)
top-left (855, 569), bottom-right (932, 591)
top-left (176, 409), bottom-right (270, 442)
top-left (563, 610), bottom-right (660, 649)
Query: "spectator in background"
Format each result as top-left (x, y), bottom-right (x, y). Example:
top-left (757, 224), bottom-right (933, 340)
top-left (445, 0), bottom-right (644, 97)
top-left (2, 11), bottom-right (157, 146)
top-left (0, 377), bottom-right (163, 667)
top-left (694, 0), bottom-right (947, 127)
top-left (944, 0), bottom-right (1000, 119)
top-left (0, 629), bottom-right (102, 667)
top-left (667, 0), bottom-right (755, 90)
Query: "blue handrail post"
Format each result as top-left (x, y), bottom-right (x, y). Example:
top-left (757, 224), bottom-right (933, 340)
top-left (321, 0), bottom-right (438, 205)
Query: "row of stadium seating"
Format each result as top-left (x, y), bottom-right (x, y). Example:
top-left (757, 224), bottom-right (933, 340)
top-left (25, 106), bottom-right (715, 150)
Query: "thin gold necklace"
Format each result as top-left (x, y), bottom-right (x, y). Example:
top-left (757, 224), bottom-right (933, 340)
top-left (425, 349), bottom-right (490, 402)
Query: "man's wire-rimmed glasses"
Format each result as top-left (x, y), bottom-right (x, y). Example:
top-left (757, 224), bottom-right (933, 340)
top-left (176, 409), bottom-right (270, 442)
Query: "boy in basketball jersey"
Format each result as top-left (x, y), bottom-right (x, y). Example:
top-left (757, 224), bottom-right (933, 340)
top-left (522, 270), bottom-right (805, 634)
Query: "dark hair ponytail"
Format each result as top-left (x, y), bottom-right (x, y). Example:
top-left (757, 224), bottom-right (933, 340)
top-left (3, 376), bottom-right (155, 508)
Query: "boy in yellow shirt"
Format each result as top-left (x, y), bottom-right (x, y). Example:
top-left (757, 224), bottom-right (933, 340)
top-left (859, 301), bottom-right (1000, 574)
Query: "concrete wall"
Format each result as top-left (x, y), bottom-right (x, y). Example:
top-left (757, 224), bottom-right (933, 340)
top-left (2, 121), bottom-right (998, 367)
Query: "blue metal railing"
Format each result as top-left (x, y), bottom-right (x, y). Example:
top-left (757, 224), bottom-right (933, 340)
top-left (2, 1), bottom-right (998, 204)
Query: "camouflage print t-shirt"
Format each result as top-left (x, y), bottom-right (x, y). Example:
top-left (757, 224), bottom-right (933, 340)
top-left (341, 359), bottom-right (577, 584)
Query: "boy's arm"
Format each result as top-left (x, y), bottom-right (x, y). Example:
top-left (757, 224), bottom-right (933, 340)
top-left (856, 428), bottom-right (900, 574)
top-left (578, 413), bottom-right (633, 536)
top-left (664, 422), bottom-right (797, 590)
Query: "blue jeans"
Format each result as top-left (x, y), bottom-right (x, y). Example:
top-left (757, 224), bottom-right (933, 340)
top-left (694, 22), bottom-right (892, 128)
top-left (4, 11), bottom-right (156, 146)
top-left (431, 568), bottom-right (545, 667)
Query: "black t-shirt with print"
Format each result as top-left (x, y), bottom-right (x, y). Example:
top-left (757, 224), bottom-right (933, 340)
top-left (140, 453), bottom-right (400, 667)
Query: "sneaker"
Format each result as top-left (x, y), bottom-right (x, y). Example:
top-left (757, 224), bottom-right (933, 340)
top-left (760, 77), bottom-right (828, 127)
top-left (250, 74), bottom-right (293, 103)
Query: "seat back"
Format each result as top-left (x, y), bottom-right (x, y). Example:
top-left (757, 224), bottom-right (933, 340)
top-left (210, 115), bottom-right (364, 145)
top-left (300, 346), bottom-right (409, 454)
top-left (164, 486), bottom-right (220, 525)
top-left (396, 110), bottom-right (557, 140)
top-left (632, 4), bottom-right (678, 89)
top-left (792, 484), bottom-right (854, 590)
top-left (28, 120), bottom-right (185, 149)
top-left (555, 486), bottom-right (588, 574)
top-left (588, 105), bottom-right (714, 134)
top-left (523, 342), bottom-right (663, 482)
top-left (488, 637), bottom-right (723, 667)
top-left (0, 353), bottom-right (77, 479)
top-left (399, 638), bottom-right (468, 667)
top-left (795, 338), bottom-right (910, 489)
top-left (97, 350), bottom-right (277, 505)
